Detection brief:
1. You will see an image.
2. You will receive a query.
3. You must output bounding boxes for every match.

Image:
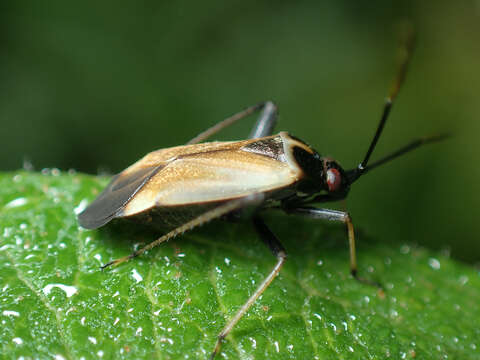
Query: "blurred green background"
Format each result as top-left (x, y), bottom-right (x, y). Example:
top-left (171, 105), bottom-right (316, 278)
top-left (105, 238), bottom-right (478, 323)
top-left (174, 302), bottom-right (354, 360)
top-left (1, 1), bottom-right (479, 262)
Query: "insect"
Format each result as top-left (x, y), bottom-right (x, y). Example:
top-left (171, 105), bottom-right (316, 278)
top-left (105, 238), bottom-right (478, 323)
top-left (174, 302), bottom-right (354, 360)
top-left (78, 32), bottom-right (446, 359)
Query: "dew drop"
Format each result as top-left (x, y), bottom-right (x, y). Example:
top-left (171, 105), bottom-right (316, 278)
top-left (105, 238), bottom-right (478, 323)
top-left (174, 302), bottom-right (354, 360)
top-left (400, 244), bottom-right (410, 254)
top-left (428, 258), bottom-right (441, 270)
top-left (131, 269), bottom-right (143, 283)
top-left (42, 284), bottom-right (78, 298)
top-left (4, 198), bottom-right (28, 209)
top-left (3, 310), bottom-right (20, 317)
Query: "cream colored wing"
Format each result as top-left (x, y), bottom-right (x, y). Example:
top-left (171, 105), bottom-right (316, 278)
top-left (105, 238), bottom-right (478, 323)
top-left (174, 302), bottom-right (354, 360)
top-left (122, 148), bottom-right (299, 216)
top-left (78, 133), bottom-right (303, 228)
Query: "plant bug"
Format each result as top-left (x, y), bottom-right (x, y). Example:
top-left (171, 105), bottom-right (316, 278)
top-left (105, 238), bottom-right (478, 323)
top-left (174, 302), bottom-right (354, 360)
top-left (78, 30), bottom-right (446, 359)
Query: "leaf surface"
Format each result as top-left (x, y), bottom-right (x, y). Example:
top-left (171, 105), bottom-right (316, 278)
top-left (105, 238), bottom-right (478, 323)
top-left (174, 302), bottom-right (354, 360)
top-left (0, 171), bottom-right (479, 359)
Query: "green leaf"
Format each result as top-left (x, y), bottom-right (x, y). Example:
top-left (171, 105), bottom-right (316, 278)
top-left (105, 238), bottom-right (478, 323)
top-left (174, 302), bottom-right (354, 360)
top-left (0, 170), bottom-right (479, 359)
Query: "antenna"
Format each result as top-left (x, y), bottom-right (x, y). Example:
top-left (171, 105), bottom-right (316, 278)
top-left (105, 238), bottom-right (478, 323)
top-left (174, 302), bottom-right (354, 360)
top-left (347, 23), bottom-right (416, 183)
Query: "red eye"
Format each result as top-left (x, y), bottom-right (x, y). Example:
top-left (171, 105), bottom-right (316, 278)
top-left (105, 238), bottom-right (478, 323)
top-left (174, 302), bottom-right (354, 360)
top-left (326, 168), bottom-right (342, 192)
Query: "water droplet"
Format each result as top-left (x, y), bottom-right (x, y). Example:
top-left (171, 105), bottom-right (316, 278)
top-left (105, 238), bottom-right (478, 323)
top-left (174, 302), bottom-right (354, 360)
top-left (3, 310), bottom-right (20, 317)
top-left (400, 244), bottom-right (410, 254)
top-left (160, 337), bottom-right (174, 345)
top-left (15, 235), bottom-right (23, 245)
top-left (12, 337), bottom-right (23, 345)
top-left (42, 284), bottom-right (78, 298)
top-left (136, 327), bottom-right (143, 336)
top-left (113, 317), bottom-right (120, 326)
top-left (274, 341), bottom-right (280, 352)
top-left (88, 336), bottom-right (97, 344)
top-left (13, 174), bottom-right (23, 182)
top-left (0, 244), bottom-right (13, 251)
top-left (4, 198), bottom-right (28, 209)
top-left (458, 275), bottom-right (468, 285)
top-left (131, 269), bottom-right (143, 283)
top-left (428, 258), bottom-right (441, 270)
top-left (3, 227), bottom-right (13, 238)
top-left (224, 258), bottom-right (231, 265)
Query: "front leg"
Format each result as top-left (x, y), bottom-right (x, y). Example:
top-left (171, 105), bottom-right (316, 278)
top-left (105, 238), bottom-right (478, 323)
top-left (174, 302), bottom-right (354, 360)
top-left (286, 206), bottom-right (382, 288)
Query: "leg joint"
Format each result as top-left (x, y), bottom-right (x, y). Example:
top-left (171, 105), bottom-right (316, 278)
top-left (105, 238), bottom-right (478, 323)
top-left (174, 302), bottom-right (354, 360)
top-left (278, 250), bottom-right (287, 260)
top-left (343, 211), bottom-right (352, 224)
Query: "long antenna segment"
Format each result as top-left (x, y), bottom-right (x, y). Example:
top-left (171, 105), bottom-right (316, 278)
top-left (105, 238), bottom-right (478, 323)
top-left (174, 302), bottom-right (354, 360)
top-left (349, 24), bottom-right (416, 183)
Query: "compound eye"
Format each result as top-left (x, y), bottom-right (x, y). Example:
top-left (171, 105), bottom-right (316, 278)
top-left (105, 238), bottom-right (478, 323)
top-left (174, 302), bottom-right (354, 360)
top-left (326, 168), bottom-right (342, 192)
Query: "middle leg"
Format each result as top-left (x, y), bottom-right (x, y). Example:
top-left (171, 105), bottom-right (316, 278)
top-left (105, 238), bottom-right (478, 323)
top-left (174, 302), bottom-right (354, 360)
top-left (210, 215), bottom-right (287, 359)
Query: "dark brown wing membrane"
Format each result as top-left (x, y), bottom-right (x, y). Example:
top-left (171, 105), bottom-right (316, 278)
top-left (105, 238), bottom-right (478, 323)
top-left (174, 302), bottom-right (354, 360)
top-left (77, 165), bottom-right (164, 229)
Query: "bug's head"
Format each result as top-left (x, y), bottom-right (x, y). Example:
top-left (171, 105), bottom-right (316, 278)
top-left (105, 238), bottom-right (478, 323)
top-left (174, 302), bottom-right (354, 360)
top-left (321, 158), bottom-right (350, 196)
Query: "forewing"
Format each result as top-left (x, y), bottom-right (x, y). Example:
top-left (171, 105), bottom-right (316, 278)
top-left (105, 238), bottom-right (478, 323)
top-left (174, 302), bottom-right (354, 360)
top-left (77, 164), bottom-right (164, 229)
top-left (122, 144), bottom-right (299, 216)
